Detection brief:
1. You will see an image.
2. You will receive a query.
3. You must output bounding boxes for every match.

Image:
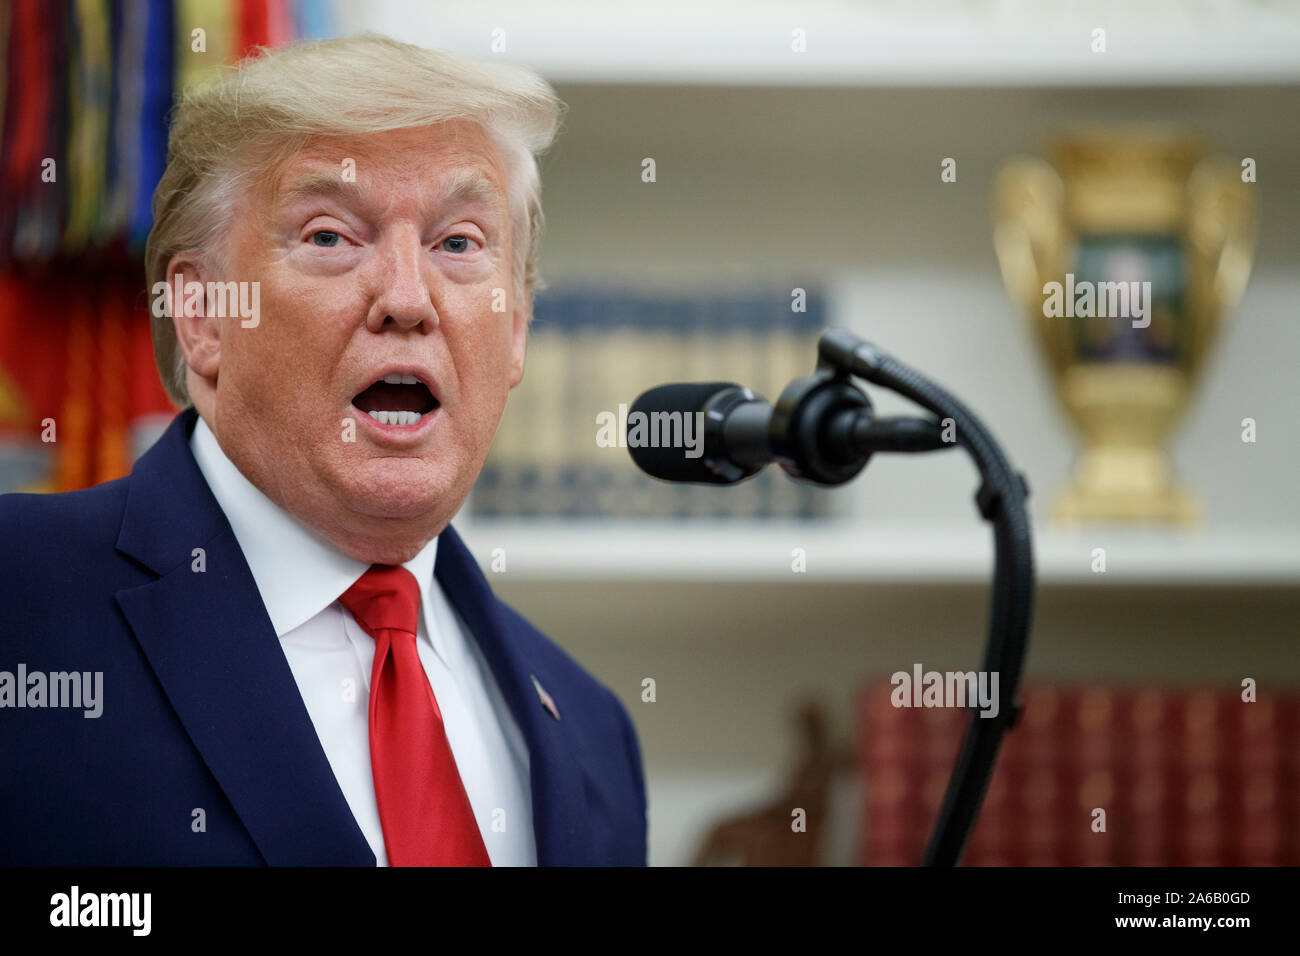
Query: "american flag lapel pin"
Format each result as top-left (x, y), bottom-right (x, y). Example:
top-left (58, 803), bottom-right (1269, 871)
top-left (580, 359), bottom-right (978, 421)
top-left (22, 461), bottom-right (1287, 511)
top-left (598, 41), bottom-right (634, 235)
top-left (531, 674), bottom-right (560, 720)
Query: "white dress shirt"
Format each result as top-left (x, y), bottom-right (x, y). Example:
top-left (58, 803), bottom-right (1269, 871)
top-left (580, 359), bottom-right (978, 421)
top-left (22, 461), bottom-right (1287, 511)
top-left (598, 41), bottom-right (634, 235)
top-left (190, 417), bottom-right (536, 866)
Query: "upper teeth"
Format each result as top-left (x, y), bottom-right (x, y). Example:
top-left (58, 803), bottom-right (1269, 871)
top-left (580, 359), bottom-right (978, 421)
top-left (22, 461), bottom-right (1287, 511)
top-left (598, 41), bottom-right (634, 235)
top-left (367, 410), bottom-right (422, 426)
top-left (382, 373), bottom-right (420, 385)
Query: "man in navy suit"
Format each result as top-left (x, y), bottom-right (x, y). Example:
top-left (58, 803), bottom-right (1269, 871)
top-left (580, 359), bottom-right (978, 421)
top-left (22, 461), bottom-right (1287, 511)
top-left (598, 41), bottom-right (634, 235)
top-left (0, 35), bottom-right (647, 866)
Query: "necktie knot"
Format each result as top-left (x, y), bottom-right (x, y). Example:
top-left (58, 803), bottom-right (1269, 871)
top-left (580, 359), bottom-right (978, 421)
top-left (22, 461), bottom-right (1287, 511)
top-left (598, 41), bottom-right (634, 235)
top-left (338, 565), bottom-right (420, 637)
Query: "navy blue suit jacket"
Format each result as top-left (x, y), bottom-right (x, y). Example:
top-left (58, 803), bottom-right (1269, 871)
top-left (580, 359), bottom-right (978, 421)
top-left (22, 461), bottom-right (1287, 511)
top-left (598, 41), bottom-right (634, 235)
top-left (0, 408), bottom-right (647, 865)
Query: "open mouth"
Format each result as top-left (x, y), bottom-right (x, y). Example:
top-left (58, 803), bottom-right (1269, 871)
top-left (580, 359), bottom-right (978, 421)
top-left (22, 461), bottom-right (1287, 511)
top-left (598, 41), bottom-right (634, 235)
top-left (352, 373), bottom-right (439, 427)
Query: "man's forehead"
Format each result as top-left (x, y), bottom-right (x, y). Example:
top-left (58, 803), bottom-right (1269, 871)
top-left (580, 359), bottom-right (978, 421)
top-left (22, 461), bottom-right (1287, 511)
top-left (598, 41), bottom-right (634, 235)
top-left (270, 125), bottom-right (508, 209)
top-left (275, 164), bottom-right (506, 210)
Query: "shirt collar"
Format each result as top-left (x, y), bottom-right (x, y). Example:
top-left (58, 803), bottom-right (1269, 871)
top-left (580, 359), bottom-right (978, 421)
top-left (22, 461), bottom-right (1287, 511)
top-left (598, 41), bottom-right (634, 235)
top-left (189, 416), bottom-right (441, 655)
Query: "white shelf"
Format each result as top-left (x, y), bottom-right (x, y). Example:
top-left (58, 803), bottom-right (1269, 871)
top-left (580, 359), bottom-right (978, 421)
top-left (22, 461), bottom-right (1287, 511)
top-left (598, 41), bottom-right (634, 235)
top-left (454, 520), bottom-right (1300, 585)
top-left (348, 1), bottom-right (1300, 87)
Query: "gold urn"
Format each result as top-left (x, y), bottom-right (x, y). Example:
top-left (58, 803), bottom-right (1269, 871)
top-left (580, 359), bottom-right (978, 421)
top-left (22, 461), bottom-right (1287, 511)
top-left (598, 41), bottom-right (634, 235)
top-left (992, 128), bottom-right (1259, 524)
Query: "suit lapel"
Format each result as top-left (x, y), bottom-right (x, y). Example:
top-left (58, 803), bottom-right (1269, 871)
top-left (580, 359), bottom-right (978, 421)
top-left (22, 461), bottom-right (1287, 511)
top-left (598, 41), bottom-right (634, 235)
top-left (114, 409), bottom-right (374, 865)
top-left (435, 525), bottom-right (597, 865)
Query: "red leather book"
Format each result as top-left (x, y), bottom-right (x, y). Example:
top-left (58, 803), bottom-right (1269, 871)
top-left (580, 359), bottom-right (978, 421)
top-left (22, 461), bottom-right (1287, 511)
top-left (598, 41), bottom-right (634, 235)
top-left (859, 682), bottom-right (1300, 866)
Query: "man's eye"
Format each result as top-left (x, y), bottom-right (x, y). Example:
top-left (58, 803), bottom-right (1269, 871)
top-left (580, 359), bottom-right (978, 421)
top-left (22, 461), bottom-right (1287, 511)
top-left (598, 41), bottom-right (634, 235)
top-left (441, 235), bottom-right (474, 253)
top-left (310, 230), bottom-right (341, 247)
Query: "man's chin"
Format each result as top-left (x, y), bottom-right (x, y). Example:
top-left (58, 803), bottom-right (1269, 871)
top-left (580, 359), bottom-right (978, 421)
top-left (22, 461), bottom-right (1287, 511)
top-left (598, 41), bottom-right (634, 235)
top-left (335, 458), bottom-right (460, 522)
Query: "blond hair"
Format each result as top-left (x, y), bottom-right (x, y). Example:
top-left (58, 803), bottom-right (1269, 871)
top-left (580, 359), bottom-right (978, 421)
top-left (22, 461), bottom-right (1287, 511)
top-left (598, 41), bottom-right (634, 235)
top-left (144, 33), bottom-right (565, 407)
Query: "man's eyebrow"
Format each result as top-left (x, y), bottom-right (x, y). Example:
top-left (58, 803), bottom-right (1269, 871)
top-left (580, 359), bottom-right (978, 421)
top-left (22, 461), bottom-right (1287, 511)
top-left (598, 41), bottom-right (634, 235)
top-left (276, 168), bottom-right (506, 214)
top-left (278, 174), bottom-right (359, 206)
top-left (433, 168), bottom-right (507, 209)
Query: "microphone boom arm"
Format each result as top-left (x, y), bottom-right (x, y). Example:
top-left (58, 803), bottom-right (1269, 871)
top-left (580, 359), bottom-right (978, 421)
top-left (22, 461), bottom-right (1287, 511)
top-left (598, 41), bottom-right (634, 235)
top-left (816, 329), bottom-right (1035, 867)
top-left (627, 328), bottom-right (1035, 865)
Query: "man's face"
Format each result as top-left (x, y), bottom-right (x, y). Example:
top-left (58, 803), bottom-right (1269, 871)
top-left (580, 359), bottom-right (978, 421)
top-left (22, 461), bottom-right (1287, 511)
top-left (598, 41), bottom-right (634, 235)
top-left (186, 121), bottom-right (527, 559)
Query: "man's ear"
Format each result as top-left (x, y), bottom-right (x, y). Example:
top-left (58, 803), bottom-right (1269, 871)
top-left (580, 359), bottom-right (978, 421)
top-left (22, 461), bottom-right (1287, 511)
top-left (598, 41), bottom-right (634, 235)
top-left (507, 293), bottom-right (529, 390)
top-left (166, 255), bottom-right (221, 384)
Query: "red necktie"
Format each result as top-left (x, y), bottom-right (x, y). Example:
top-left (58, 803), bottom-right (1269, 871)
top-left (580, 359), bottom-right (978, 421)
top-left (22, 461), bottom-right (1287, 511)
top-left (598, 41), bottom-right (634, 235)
top-left (338, 565), bottom-right (491, 866)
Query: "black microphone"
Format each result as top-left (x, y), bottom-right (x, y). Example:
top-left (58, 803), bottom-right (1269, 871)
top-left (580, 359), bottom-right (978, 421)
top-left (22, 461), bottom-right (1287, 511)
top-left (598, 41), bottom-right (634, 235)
top-left (629, 373), bottom-right (955, 487)
top-left (626, 382), bottom-right (769, 484)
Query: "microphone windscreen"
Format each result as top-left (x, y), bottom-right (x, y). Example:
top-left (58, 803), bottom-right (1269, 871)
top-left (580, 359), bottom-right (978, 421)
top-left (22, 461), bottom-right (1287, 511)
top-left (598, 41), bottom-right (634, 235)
top-left (627, 382), bottom-right (737, 483)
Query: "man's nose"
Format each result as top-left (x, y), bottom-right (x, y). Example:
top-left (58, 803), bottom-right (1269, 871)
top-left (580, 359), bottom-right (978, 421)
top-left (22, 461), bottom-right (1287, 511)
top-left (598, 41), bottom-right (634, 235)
top-left (365, 228), bottom-right (438, 333)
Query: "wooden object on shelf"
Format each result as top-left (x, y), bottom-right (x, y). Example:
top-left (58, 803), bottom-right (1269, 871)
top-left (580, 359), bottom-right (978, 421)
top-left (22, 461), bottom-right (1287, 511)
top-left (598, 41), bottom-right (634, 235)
top-left (691, 700), bottom-right (854, 866)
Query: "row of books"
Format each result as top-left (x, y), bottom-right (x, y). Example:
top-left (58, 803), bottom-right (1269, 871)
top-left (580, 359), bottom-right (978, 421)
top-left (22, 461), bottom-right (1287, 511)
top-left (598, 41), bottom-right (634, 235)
top-left (859, 682), bottom-right (1300, 866)
top-left (471, 285), bottom-right (835, 520)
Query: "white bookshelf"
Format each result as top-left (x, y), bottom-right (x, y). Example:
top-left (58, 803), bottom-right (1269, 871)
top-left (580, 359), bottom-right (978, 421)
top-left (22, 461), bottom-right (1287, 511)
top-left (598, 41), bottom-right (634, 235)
top-left (345, 0), bottom-right (1300, 87)
top-left (453, 520), bottom-right (1300, 585)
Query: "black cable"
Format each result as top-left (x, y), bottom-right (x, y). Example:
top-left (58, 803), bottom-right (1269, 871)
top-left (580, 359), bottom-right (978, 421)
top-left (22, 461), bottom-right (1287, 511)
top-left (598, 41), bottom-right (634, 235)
top-left (818, 329), bottom-right (1035, 866)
